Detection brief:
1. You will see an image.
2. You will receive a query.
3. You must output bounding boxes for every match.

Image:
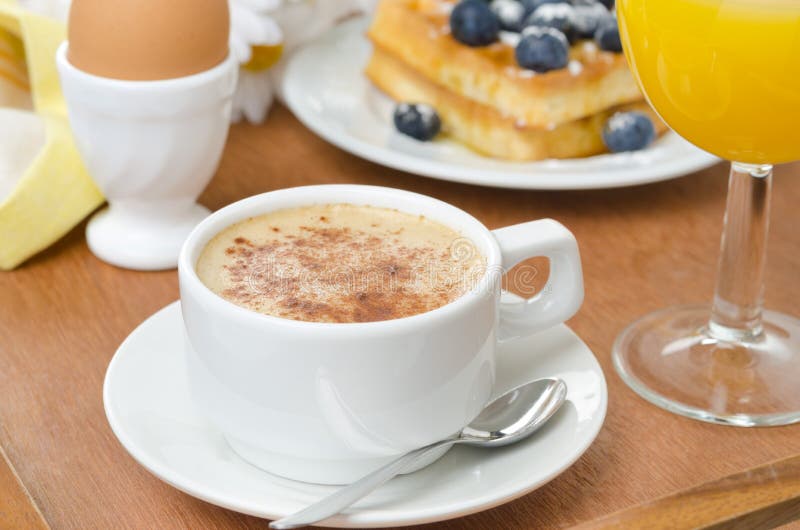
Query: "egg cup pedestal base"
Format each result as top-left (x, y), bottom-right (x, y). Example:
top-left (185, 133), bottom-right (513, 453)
top-left (87, 202), bottom-right (210, 271)
top-left (613, 304), bottom-right (800, 427)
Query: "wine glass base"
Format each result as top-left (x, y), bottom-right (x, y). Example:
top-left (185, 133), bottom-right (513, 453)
top-left (613, 305), bottom-right (800, 427)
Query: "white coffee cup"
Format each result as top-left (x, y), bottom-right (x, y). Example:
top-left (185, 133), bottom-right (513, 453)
top-left (179, 185), bottom-right (583, 484)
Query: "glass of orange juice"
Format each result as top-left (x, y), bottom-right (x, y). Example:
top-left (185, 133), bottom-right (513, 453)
top-left (613, 0), bottom-right (800, 426)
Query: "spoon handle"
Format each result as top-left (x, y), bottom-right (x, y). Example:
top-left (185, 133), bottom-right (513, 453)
top-left (269, 438), bottom-right (459, 529)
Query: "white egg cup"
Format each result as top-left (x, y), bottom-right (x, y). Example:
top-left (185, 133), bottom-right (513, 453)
top-left (56, 44), bottom-right (238, 270)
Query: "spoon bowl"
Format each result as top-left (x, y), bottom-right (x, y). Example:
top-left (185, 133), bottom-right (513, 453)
top-left (463, 378), bottom-right (568, 447)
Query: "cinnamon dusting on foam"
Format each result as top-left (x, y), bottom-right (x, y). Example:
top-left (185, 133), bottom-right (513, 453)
top-left (196, 204), bottom-right (486, 323)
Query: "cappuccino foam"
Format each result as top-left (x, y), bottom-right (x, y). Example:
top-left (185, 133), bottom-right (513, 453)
top-left (196, 204), bottom-right (485, 323)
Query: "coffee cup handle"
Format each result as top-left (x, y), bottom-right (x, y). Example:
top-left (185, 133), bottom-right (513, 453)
top-left (491, 219), bottom-right (584, 342)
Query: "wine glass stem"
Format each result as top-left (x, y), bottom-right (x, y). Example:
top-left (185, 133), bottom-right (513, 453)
top-left (709, 162), bottom-right (773, 342)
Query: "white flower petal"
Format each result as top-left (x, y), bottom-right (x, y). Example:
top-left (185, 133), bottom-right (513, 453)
top-left (231, 6), bottom-right (261, 41)
top-left (230, 70), bottom-right (275, 124)
top-left (229, 35), bottom-right (253, 64)
top-left (255, 16), bottom-right (284, 45)
top-left (231, 4), bottom-right (284, 47)
top-left (231, 0), bottom-right (282, 13)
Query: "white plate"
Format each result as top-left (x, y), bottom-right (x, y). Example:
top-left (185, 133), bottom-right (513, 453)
top-left (104, 302), bottom-right (607, 527)
top-left (282, 18), bottom-right (718, 190)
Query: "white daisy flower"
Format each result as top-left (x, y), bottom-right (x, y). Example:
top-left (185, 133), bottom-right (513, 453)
top-left (229, 0), bottom-right (284, 124)
top-left (229, 0), bottom-right (283, 65)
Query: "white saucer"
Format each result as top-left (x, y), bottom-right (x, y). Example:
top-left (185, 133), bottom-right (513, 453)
top-left (104, 302), bottom-right (607, 527)
top-left (282, 18), bottom-right (718, 191)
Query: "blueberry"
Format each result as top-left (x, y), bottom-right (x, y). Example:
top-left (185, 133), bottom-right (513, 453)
top-left (602, 111), bottom-right (656, 152)
top-left (520, 0), bottom-right (564, 17)
top-left (524, 3), bottom-right (578, 43)
top-left (594, 18), bottom-right (622, 52)
top-left (572, 2), bottom-right (612, 39)
top-left (450, 0), bottom-right (500, 47)
top-left (515, 26), bottom-right (569, 72)
top-left (572, 0), bottom-right (611, 7)
top-left (490, 0), bottom-right (527, 32)
top-left (393, 103), bottom-right (441, 141)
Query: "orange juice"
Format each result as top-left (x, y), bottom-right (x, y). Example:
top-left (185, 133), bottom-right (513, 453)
top-left (617, 0), bottom-right (800, 164)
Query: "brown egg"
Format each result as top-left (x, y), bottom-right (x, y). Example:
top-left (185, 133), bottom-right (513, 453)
top-left (67, 0), bottom-right (229, 80)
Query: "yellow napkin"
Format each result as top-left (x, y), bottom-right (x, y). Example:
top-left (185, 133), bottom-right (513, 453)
top-left (0, 0), bottom-right (103, 270)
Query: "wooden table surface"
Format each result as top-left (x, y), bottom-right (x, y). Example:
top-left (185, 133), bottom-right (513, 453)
top-left (2, 105), bottom-right (800, 529)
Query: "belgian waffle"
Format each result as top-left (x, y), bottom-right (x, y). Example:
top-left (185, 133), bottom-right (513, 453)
top-left (367, 0), bottom-right (645, 129)
top-left (367, 46), bottom-right (666, 160)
